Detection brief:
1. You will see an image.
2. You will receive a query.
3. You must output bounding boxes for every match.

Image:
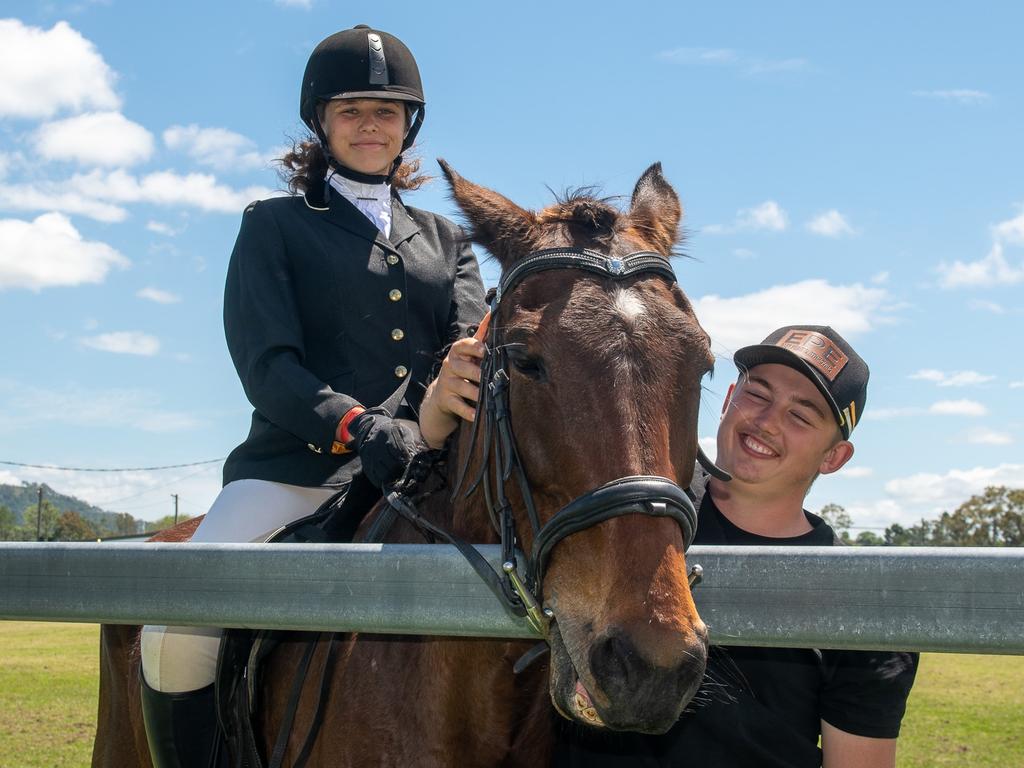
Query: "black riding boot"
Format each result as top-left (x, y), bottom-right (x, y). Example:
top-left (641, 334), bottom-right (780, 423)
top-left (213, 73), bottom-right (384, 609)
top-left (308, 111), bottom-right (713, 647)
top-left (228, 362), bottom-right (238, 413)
top-left (140, 675), bottom-right (227, 768)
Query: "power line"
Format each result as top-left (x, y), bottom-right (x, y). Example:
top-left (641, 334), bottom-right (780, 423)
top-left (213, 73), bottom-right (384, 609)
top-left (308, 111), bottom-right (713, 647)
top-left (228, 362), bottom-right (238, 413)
top-left (0, 458), bottom-right (224, 473)
top-left (91, 465), bottom-right (220, 507)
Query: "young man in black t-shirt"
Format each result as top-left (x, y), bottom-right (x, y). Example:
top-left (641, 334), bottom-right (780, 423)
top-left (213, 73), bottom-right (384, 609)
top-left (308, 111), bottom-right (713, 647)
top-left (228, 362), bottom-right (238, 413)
top-left (553, 325), bottom-right (918, 768)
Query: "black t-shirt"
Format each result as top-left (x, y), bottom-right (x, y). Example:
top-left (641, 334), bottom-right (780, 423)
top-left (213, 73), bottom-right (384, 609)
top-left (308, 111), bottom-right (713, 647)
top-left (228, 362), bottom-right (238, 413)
top-left (553, 490), bottom-right (919, 768)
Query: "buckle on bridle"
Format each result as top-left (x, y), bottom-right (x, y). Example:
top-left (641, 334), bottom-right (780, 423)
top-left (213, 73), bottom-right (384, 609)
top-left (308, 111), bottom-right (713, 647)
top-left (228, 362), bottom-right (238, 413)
top-left (502, 560), bottom-right (551, 637)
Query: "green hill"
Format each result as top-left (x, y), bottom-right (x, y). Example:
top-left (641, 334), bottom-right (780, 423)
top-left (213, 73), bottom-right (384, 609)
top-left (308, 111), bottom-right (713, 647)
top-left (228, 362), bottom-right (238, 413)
top-left (0, 482), bottom-right (137, 533)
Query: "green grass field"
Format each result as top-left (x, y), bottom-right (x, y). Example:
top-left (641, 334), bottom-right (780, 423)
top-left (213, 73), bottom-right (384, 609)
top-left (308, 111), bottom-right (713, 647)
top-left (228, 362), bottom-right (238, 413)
top-left (1, 621), bottom-right (1022, 767)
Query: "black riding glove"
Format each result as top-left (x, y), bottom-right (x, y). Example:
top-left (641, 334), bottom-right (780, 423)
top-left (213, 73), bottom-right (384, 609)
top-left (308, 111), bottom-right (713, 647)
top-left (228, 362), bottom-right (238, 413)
top-left (349, 407), bottom-right (425, 489)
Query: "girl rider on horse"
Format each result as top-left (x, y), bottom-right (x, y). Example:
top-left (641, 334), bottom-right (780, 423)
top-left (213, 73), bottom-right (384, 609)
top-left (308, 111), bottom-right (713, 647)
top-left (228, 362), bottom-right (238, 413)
top-left (138, 25), bottom-right (486, 767)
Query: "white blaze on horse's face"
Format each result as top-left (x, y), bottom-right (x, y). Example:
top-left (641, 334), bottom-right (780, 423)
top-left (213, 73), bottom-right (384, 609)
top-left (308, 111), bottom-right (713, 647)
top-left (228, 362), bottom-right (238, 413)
top-left (611, 286), bottom-right (646, 324)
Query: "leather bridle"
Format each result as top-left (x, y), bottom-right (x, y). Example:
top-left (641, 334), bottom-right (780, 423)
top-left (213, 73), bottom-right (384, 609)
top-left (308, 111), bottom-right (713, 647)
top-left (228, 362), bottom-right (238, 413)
top-left (448, 248), bottom-right (704, 635)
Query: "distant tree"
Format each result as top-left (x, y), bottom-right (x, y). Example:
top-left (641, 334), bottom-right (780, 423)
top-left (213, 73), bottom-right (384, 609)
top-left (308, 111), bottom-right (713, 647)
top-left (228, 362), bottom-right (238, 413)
top-left (854, 530), bottom-right (884, 546)
top-left (53, 511), bottom-right (99, 541)
top-left (113, 512), bottom-right (140, 536)
top-left (883, 521), bottom-right (933, 546)
top-left (936, 486), bottom-right (1024, 546)
top-left (818, 503), bottom-right (853, 544)
top-left (0, 504), bottom-right (16, 540)
top-left (20, 500), bottom-right (61, 541)
top-left (95, 512), bottom-right (141, 538)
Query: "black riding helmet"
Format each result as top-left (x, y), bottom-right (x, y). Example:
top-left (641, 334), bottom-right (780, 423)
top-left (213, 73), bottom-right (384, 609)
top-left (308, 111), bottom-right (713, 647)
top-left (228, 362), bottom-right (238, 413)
top-left (300, 25), bottom-right (425, 182)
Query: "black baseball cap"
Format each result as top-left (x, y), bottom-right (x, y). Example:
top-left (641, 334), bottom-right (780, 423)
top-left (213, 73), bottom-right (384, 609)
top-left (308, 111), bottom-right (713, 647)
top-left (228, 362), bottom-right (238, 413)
top-left (732, 325), bottom-right (869, 439)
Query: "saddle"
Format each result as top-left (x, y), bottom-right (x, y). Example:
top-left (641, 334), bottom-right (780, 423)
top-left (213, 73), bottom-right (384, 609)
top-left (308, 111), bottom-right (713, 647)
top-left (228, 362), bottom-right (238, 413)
top-left (214, 453), bottom-right (446, 768)
top-left (214, 473), bottom-right (378, 768)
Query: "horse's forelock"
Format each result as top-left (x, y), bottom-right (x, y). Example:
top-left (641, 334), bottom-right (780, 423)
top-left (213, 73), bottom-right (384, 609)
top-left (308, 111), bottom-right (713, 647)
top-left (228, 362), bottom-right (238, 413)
top-left (535, 190), bottom-right (620, 244)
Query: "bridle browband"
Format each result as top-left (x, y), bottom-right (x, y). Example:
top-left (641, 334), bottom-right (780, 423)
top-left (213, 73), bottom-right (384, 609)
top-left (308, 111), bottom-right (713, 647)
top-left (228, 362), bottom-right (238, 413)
top-left (446, 247), bottom-right (704, 635)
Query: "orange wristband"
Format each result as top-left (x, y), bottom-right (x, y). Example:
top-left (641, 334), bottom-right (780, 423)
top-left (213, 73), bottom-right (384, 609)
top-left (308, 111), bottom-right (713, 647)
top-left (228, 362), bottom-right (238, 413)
top-left (331, 406), bottom-right (366, 455)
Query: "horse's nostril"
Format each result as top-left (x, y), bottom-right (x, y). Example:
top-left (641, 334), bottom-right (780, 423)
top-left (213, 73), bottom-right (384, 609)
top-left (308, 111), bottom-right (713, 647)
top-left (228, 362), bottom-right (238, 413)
top-left (584, 625), bottom-right (707, 732)
top-left (589, 628), bottom-right (648, 693)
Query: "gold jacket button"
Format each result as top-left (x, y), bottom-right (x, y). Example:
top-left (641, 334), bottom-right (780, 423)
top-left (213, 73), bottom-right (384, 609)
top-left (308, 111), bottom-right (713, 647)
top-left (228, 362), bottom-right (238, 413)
top-left (394, 365), bottom-right (409, 379)
top-left (386, 254), bottom-right (400, 266)
top-left (391, 328), bottom-right (405, 341)
top-left (388, 288), bottom-right (402, 302)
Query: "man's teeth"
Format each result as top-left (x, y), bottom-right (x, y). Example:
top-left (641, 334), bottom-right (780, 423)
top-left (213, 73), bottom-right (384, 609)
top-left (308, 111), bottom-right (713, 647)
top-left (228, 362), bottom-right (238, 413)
top-left (743, 435), bottom-right (776, 456)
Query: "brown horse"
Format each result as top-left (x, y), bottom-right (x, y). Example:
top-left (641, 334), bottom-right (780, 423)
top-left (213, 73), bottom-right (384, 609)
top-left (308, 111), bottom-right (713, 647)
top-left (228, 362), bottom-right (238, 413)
top-left (93, 161), bottom-right (713, 767)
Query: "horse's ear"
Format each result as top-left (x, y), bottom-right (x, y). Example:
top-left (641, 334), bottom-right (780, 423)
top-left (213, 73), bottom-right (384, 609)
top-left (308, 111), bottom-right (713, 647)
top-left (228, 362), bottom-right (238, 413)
top-left (626, 162), bottom-right (683, 255)
top-left (438, 159), bottom-right (538, 267)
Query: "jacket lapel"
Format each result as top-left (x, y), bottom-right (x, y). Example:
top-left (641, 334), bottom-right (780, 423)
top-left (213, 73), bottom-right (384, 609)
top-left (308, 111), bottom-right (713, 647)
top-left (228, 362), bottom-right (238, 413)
top-left (388, 196), bottom-right (421, 248)
top-left (313, 188), bottom-right (421, 255)
top-left (317, 192), bottom-right (381, 244)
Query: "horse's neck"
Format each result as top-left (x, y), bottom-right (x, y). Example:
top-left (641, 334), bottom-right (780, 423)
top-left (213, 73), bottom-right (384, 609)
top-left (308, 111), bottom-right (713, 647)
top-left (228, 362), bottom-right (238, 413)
top-left (428, 427), bottom-right (499, 544)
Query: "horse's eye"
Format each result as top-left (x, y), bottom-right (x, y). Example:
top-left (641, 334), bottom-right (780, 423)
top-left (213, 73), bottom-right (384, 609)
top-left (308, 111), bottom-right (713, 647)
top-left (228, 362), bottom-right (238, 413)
top-left (507, 350), bottom-right (546, 381)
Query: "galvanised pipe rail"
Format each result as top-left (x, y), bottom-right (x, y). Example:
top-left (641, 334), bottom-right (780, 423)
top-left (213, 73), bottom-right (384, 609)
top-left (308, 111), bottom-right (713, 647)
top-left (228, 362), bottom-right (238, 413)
top-left (0, 543), bottom-right (1021, 654)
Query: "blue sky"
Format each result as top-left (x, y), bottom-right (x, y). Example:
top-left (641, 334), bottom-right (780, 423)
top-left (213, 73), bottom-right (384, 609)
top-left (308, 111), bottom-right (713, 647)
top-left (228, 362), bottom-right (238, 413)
top-left (0, 2), bottom-right (1021, 529)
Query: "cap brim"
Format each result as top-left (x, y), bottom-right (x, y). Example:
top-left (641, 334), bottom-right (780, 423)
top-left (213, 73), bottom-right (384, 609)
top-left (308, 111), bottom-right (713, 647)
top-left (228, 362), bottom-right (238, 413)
top-left (733, 344), bottom-right (846, 436)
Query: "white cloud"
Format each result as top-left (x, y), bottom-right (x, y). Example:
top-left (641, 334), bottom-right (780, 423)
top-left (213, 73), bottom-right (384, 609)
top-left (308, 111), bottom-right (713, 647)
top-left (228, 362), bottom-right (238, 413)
top-left (136, 287), bottom-right (181, 304)
top-left (698, 435), bottom-right (717, 461)
top-left (929, 399), bottom-right (987, 416)
top-left (1010, 381), bottom-right (1024, 390)
top-left (0, 182), bottom-right (127, 222)
top-left (0, 169), bottom-right (274, 221)
top-left (837, 466), bottom-right (874, 478)
top-left (706, 201), bottom-right (788, 234)
top-left (0, 212), bottom-right (128, 290)
top-left (146, 220), bottom-right (178, 236)
top-left (696, 279), bottom-right (889, 358)
top-left (885, 463), bottom-right (1024, 510)
top-left (966, 428), bottom-right (1013, 446)
top-left (806, 209), bottom-right (855, 238)
top-left (733, 248), bottom-right (756, 259)
top-left (0, 20), bottom-right (120, 119)
top-left (938, 243), bottom-right (1024, 288)
top-left (993, 207), bottom-right (1024, 245)
top-left (912, 89), bottom-right (991, 104)
top-left (738, 201), bottom-right (788, 231)
top-left (275, 0), bottom-right (313, 7)
top-left (81, 331), bottom-right (160, 356)
top-left (658, 47), bottom-right (739, 65)
top-left (5, 382), bottom-right (200, 434)
top-left (163, 124), bottom-right (270, 171)
top-left (909, 369), bottom-right (995, 387)
top-left (71, 169), bottom-right (273, 213)
top-left (658, 47), bottom-right (807, 75)
top-left (864, 406), bottom-right (921, 421)
top-left (969, 299), bottom-right (1005, 314)
top-left (871, 271), bottom-right (889, 284)
top-left (34, 112), bottom-right (153, 167)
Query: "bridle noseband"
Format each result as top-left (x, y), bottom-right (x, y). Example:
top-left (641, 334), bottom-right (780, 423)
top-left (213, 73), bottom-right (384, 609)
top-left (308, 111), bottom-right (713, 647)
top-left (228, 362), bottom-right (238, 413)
top-left (449, 248), bottom-right (703, 635)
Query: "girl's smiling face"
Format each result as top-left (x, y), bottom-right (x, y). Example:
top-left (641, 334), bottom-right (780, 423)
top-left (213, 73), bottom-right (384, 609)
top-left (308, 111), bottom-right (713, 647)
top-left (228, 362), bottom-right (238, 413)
top-left (322, 98), bottom-right (406, 175)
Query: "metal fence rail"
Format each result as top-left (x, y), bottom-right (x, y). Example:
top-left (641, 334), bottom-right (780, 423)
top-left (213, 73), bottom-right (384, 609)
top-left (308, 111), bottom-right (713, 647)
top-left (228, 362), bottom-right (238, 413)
top-left (1, 543), bottom-right (1022, 654)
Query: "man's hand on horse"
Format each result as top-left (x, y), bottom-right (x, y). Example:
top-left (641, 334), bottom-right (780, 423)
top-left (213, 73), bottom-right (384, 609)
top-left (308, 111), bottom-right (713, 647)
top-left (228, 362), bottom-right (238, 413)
top-left (420, 335), bottom-right (485, 448)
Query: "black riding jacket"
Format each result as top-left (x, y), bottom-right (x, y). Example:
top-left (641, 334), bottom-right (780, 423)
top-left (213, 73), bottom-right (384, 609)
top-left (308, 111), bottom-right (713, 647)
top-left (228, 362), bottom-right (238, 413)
top-left (222, 188), bottom-right (485, 488)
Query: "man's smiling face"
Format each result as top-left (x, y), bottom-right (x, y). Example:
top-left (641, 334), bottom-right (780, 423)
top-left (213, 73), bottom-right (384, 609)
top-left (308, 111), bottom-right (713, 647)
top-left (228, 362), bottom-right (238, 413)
top-left (716, 363), bottom-right (850, 496)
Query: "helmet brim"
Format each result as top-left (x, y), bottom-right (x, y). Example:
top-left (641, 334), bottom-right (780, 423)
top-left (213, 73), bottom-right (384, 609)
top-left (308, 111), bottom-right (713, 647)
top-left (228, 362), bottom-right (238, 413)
top-left (321, 90), bottom-right (424, 105)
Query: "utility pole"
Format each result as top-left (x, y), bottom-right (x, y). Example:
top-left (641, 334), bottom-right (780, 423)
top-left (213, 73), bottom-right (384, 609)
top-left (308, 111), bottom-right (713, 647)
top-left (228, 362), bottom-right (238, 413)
top-left (36, 486), bottom-right (43, 541)
top-left (172, 493), bottom-right (179, 525)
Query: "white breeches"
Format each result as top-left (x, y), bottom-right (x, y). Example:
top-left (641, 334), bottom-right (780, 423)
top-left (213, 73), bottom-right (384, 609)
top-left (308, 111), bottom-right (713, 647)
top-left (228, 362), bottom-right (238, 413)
top-left (140, 479), bottom-right (340, 693)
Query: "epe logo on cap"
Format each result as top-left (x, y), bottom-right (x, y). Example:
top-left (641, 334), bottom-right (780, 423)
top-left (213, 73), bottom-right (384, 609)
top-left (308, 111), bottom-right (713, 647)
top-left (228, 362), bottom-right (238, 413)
top-left (776, 329), bottom-right (849, 382)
